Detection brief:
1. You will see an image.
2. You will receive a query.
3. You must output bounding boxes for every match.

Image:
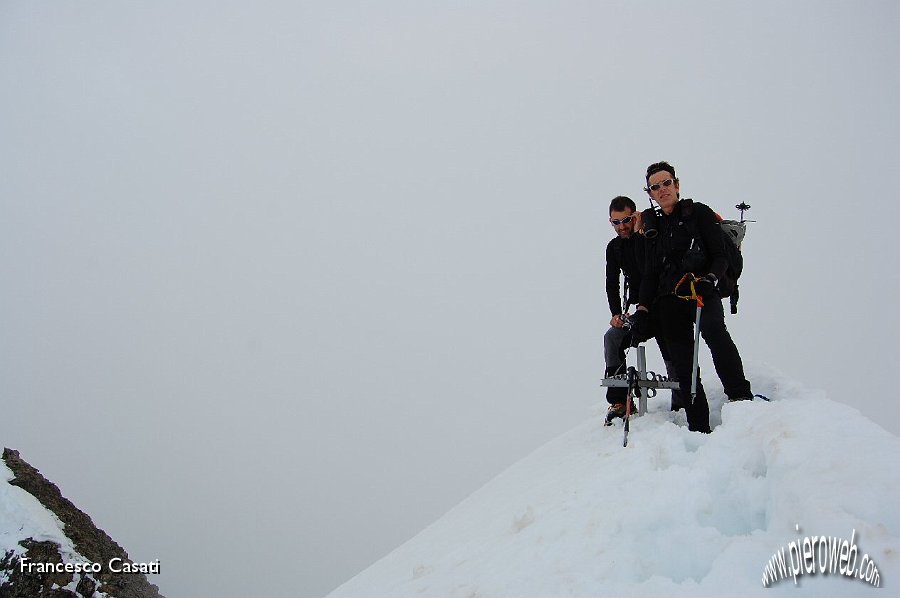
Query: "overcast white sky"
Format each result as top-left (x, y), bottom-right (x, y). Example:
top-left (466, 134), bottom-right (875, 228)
top-left (1, 2), bottom-right (898, 597)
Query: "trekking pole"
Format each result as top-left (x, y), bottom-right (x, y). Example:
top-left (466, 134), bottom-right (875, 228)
top-left (623, 366), bottom-right (637, 447)
top-left (611, 314), bottom-right (635, 376)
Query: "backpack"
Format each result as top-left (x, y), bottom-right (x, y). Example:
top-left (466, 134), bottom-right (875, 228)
top-left (681, 200), bottom-right (746, 314)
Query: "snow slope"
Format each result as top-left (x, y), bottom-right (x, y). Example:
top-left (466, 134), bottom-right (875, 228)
top-left (326, 366), bottom-right (900, 597)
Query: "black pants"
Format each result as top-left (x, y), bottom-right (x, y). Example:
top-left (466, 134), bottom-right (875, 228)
top-left (654, 293), bottom-right (752, 431)
top-left (698, 293), bottom-right (752, 400)
top-left (653, 295), bottom-right (711, 433)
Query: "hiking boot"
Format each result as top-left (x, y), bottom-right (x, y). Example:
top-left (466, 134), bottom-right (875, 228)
top-left (604, 400), bottom-right (635, 426)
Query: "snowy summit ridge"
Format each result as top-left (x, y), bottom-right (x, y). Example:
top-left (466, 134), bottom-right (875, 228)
top-left (1, 449), bottom-right (163, 598)
top-left (327, 366), bottom-right (900, 597)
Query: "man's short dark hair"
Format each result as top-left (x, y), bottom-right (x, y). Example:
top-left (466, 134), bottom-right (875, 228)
top-left (645, 161), bottom-right (677, 185)
top-left (609, 195), bottom-right (636, 214)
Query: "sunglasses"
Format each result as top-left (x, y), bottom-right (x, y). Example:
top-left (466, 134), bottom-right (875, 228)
top-left (610, 215), bottom-right (635, 226)
top-left (646, 178), bottom-right (676, 192)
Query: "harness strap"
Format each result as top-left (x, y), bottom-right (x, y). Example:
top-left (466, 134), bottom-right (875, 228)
top-left (674, 272), bottom-right (704, 308)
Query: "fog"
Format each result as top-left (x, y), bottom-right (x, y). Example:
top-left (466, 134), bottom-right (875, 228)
top-left (1, 2), bottom-right (897, 597)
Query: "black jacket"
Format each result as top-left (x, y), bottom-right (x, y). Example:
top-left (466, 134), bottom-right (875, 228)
top-left (605, 233), bottom-right (646, 316)
top-left (638, 199), bottom-right (728, 308)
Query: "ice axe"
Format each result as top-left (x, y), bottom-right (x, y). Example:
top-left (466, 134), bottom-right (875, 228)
top-left (690, 293), bottom-right (703, 404)
top-left (675, 273), bottom-right (706, 405)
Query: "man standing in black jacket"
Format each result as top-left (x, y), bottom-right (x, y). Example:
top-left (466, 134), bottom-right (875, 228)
top-left (631, 162), bottom-right (753, 433)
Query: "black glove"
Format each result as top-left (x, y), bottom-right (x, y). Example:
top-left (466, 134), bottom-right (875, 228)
top-left (695, 274), bottom-right (718, 300)
top-left (629, 310), bottom-right (650, 347)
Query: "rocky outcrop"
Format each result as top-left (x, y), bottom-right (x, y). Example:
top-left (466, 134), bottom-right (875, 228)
top-left (1, 448), bottom-right (164, 598)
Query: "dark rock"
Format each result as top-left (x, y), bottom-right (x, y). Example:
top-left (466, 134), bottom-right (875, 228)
top-left (1, 448), bottom-right (164, 598)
